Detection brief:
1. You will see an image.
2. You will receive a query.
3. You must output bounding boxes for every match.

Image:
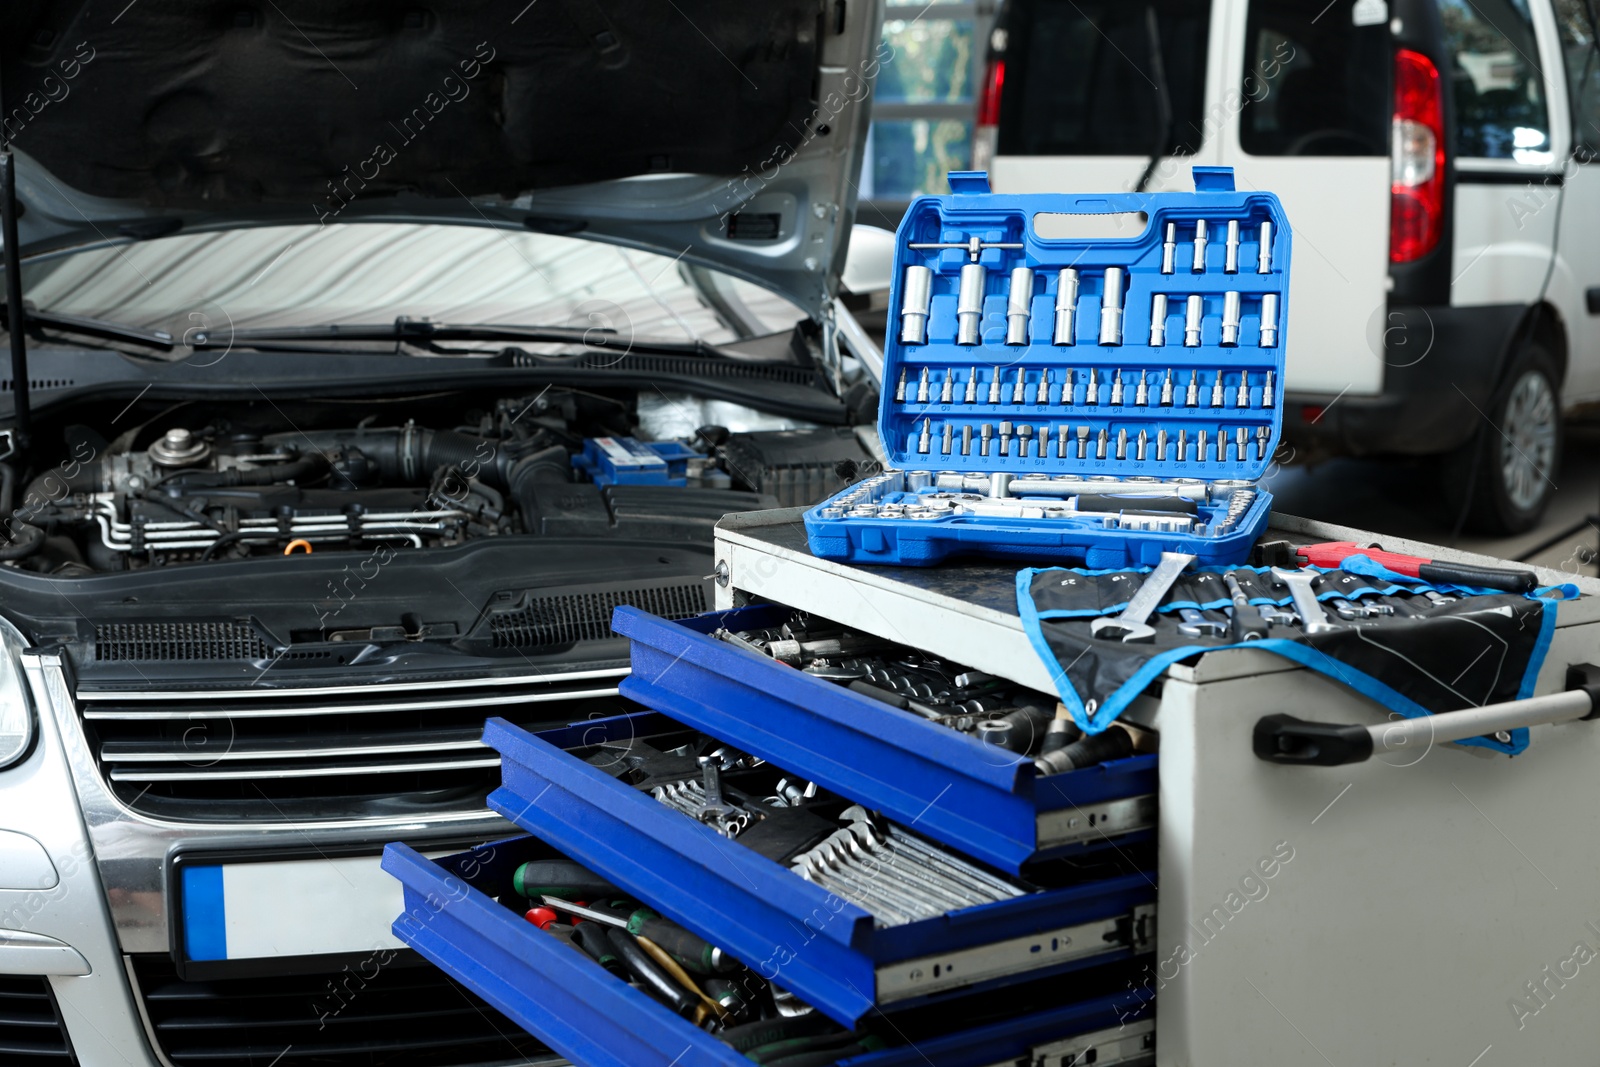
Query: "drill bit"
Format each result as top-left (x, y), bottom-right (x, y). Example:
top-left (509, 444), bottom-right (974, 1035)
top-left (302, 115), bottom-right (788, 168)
top-left (1135, 370), bottom-right (1149, 406)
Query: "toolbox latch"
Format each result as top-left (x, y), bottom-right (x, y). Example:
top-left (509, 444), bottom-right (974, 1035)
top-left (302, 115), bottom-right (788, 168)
top-left (946, 170), bottom-right (992, 195)
top-left (1191, 165), bottom-right (1236, 192)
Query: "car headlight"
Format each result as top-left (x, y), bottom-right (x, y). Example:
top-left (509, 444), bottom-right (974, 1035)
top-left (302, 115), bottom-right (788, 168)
top-left (0, 618), bottom-right (32, 769)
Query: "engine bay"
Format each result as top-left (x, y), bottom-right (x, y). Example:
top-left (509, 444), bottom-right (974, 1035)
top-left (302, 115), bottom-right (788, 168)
top-left (0, 388), bottom-right (872, 575)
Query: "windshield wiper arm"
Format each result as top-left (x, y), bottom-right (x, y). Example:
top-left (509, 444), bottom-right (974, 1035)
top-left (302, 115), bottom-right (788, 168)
top-left (190, 318), bottom-right (731, 359)
top-left (0, 302), bottom-right (175, 350)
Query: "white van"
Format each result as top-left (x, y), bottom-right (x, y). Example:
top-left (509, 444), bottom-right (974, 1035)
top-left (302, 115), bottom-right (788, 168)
top-left (976, 0), bottom-right (1600, 533)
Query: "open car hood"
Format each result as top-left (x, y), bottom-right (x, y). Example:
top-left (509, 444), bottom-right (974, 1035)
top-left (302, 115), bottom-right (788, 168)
top-left (0, 0), bottom-right (883, 320)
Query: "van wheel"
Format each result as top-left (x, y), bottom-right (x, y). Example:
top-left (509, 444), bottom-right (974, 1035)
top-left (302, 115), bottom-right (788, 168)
top-left (1442, 342), bottom-right (1562, 535)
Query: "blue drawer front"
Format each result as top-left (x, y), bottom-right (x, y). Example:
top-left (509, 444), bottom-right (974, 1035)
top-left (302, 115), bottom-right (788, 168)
top-left (613, 604), bottom-right (1157, 873)
top-left (383, 837), bottom-right (1152, 1067)
top-left (483, 716), bottom-right (1156, 1029)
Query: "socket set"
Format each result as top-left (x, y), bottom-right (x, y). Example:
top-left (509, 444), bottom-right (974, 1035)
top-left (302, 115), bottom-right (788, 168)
top-left (805, 166), bottom-right (1291, 568)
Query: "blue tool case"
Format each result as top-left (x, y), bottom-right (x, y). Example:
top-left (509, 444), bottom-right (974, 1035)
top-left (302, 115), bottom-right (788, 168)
top-left (805, 166), bottom-right (1291, 568)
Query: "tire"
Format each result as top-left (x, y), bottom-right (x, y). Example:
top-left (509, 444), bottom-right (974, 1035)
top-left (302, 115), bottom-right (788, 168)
top-left (1442, 341), bottom-right (1563, 535)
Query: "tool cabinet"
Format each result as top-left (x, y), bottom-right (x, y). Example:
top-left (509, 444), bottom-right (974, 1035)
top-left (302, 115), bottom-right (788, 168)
top-left (706, 507), bottom-right (1600, 1064)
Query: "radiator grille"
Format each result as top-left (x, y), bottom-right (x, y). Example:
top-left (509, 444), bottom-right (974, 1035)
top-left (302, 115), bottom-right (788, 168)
top-left (0, 976), bottom-right (76, 1063)
top-left (95, 622), bottom-right (273, 662)
top-left (77, 670), bottom-right (631, 817)
top-left (489, 583), bottom-right (708, 649)
top-left (131, 957), bottom-right (556, 1067)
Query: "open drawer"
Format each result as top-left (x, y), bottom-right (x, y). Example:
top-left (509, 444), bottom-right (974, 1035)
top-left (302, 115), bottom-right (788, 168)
top-left (613, 604), bottom-right (1158, 873)
top-left (483, 715), bottom-right (1156, 1029)
top-left (383, 835), bottom-right (1156, 1067)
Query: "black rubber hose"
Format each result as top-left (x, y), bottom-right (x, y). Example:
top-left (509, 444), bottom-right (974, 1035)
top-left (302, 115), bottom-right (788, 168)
top-left (0, 520), bottom-right (45, 560)
top-left (164, 453), bottom-right (325, 489)
top-left (263, 429), bottom-right (513, 486)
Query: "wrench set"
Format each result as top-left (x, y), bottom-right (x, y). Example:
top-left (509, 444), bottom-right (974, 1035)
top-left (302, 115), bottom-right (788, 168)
top-left (805, 166), bottom-right (1291, 569)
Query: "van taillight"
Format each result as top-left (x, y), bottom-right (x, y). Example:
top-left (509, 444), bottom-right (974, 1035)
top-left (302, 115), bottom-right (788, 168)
top-left (1390, 48), bottom-right (1445, 263)
top-left (973, 58), bottom-right (1005, 172)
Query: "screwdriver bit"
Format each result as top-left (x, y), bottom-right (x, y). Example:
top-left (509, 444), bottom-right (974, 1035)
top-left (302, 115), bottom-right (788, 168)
top-left (895, 368), bottom-right (907, 403)
top-left (980, 423), bottom-right (994, 457)
top-left (1086, 370), bottom-right (1100, 405)
top-left (1177, 428), bottom-right (1188, 462)
top-left (1115, 427), bottom-right (1128, 460)
top-left (962, 424), bottom-right (973, 456)
top-left (1160, 370), bottom-right (1174, 406)
top-left (1036, 371), bottom-right (1050, 406)
top-left (1012, 369), bottom-right (1026, 405)
top-left (1186, 370), bottom-right (1199, 407)
top-left (1057, 424), bottom-right (1070, 458)
top-left (1196, 429), bottom-right (1208, 462)
top-left (1211, 374), bottom-right (1225, 407)
top-left (998, 421), bottom-right (1014, 456)
top-left (917, 367), bottom-right (929, 403)
top-left (988, 372), bottom-right (1002, 405)
top-left (942, 422), bottom-right (953, 455)
top-left (918, 418), bottom-right (931, 454)
top-left (1262, 369), bottom-right (1275, 407)
top-left (940, 371), bottom-right (953, 404)
top-left (965, 367), bottom-right (978, 404)
top-left (1017, 424), bottom-right (1034, 457)
top-left (1076, 425), bottom-right (1089, 459)
top-left (1236, 426), bottom-right (1248, 462)
top-left (1156, 427), bottom-right (1168, 462)
top-left (1136, 429), bottom-right (1148, 461)
top-left (1111, 370), bottom-right (1124, 405)
top-left (1096, 428), bottom-right (1108, 459)
top-left (1135, 370), bottom-right (1149, 406)
top-left (1236, 371), bottom-right (1250, 408)
top-left (1256, 425), bottom-right (1269, 460)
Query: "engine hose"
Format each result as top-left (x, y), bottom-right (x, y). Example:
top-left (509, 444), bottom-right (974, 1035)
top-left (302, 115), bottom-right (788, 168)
top-left (263, 428), bottom-right (514, 487)
top-left (163, 453), bottom-right (326, 489)
top-left (0, 520), bottom-right (45, 560)
top-left (507, 445), bottom-right (580, 532)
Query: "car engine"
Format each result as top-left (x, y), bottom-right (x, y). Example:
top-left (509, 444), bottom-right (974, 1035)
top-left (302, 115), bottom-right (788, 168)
top-left (0, 388), bottom-right (868, 574)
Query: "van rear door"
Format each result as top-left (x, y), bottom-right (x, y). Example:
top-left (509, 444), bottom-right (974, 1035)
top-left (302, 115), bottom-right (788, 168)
top-left (988, 0), bottom-right (1393, 399)
top-left (1220, 0), bottom-right (1393, 398)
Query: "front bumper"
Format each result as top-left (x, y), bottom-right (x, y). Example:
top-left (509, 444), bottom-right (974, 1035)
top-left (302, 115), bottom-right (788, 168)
top-left (1281, 302), bottom-right (1526, 458)
top-left (0, 651), bottom-right (532, 1067)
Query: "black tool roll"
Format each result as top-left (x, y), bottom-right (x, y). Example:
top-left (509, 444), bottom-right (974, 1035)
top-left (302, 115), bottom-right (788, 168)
top-left (1017, 565), bottom-right (1573, 756)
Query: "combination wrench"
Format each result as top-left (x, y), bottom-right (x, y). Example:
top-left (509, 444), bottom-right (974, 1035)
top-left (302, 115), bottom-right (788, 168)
top-left (1177, 607), bottom-right (1229, 638)
top-left (1270, 567), bottom-right (1342, 635)
top-left (1091, 552), bottom-right (1196, 643)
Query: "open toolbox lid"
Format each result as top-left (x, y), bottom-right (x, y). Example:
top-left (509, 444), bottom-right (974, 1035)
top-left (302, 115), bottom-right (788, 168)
top-left (880, 166), bottom-right (1291, 482)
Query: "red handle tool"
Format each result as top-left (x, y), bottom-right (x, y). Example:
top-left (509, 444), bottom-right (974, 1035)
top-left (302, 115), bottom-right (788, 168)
top-left (1294, 541), bottom-right (1537, 593)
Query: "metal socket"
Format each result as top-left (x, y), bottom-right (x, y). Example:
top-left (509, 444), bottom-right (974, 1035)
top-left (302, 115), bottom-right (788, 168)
top-left (1149, 293), bottom-right (1168, 347)
top-left (1258, 221), bottom-right (1273, 273)
top-left (1162, 222), bottom-right (1177, 274)
top-left (1221, 291), bottom-right (1242, 346)
top-left (1184, 294), bottom-right (1203, 347)
top-left (1260, 293), bottom-right (1279, 347)
top-left (956, 263), bottom-right (986, 345)
top-left (899, 265), bottom-right (932, 345)
top-left (1006, 266), bottom-right (1034, 345)
top-left (1192, 219), bottom-right (1208, 273)
top-left (1053, 268), bottom-right (1079, 345)
top-left (1099, 268), bottom-right (1125, 346)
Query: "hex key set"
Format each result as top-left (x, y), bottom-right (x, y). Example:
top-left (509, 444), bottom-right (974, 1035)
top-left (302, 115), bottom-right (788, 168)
top-left (806, 166), bottom-right (1292, 568)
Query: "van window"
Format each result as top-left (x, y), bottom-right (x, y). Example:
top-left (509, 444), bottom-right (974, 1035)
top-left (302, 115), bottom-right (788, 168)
top-left (1238, 1), bottom-right (1390, 156)
top-left (1438, 0), bottom-right (1552, 160)
top-left (1554, 0), bottom-right (1600, 152)
top-left (996, 0), bottom-right (1212, 157)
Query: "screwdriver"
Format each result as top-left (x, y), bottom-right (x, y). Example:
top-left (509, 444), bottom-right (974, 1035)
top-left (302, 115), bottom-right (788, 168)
top-left (1223, 572), bottom-right (1269, 642)
top-left (604, 927), bottom-right (714, 1028)
top-left (513, 859), bottom-right (623, 900)
top-left (636, 935), bottom-right (730, 1022)
top-left (538, 895), bottom-right (739, 974)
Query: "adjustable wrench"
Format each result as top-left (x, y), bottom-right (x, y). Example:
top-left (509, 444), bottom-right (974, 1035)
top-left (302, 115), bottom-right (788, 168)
top-left (1091, 552), bottom-right (1196, 643)
top-left (1177, 607), bottom-right (1229, 638)
top-left (1270, 567), bottom-right (1342, 635)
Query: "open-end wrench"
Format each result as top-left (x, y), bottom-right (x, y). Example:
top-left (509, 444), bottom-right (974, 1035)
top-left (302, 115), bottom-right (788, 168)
top-left (1177, 607), bottom-right (1229, 638)
top-left (1330, 597), bottom-right (1377, 620)
top-left (1270, 567), bottom-right (1342, 635)
top-left (1255, 603), bottom-right (1297, 627)
top-left (1091, 552), bottom-right (1197, 643)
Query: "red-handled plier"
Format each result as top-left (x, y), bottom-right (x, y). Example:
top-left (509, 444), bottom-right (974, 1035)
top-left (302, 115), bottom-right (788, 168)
top-left (1283, 541), bottom-right (1536, 593)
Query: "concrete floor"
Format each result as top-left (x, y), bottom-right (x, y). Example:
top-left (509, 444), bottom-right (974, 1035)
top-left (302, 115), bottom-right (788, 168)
top-left (1267, 421), bottom-right (1600, 576)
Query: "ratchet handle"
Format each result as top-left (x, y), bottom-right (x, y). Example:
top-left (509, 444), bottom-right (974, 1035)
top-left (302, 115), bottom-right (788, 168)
top-left (1072, 494), bottom-right (1198, 515)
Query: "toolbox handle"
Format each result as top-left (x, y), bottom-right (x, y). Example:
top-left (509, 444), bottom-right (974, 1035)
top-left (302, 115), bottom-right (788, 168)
top-left (1252, 664), bottom-right (1600, 766)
